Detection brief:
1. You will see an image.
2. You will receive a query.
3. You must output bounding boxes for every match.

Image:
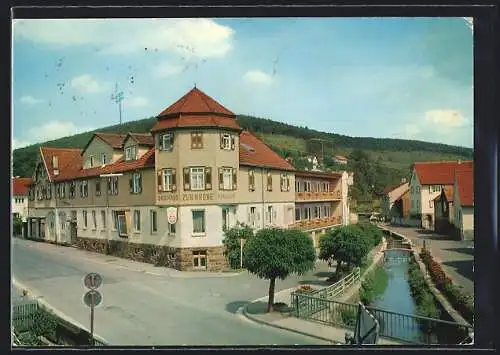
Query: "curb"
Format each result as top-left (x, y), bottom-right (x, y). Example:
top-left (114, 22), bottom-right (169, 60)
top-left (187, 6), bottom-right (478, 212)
top-left (12, 278), bottom-right (109, 346)
top-left (240, 304), bottom-right (339, 344)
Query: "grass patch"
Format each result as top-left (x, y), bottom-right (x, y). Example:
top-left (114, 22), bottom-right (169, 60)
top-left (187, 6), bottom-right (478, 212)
top-left (407, 257), bottom-right (441, 323)
top-left (359, 264), bottom-right (389, 305)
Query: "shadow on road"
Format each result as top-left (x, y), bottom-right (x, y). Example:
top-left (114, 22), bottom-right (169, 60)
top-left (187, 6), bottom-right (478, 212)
top-left (225, 301), bottom-right (249, 314)
top-left (441, 260), bottom-right (474, 283)
top-left (313, 271), bottom-right (332, 278)
top-left (297, 279), bottom-right (333, 287)
top-left (244, 301), bottom-right (269, 315)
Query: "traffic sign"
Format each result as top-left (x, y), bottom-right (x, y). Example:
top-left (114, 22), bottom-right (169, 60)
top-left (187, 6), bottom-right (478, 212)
top-left (83, 290), bottom-right (102, 308)
top-left (167, 207), bottom-right (177, 224)
top-left (84, 272), bottom-right (103, 290)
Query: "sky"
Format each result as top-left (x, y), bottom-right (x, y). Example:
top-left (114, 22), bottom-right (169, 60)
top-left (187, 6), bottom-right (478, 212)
top-left (12, 17), bottom-right (474, 150)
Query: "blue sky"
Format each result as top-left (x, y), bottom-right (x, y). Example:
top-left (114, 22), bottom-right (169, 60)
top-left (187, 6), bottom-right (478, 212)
top-left (12, 17), bottom-right (473, 149)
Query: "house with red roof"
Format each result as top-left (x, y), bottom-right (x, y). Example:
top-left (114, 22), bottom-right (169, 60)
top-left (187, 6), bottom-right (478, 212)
top-left (27, 87), bottom-right (351, 270)
top-left (12, 177), bottom-right (32, 225)
top-left (433, 185), bottom-right (455, 234)
top-left (453, 164), bottom-right (474, 240)
top-left (380, 179), bottom-right (409, 221)
top-left (409, 160), bottom-right (473, 230)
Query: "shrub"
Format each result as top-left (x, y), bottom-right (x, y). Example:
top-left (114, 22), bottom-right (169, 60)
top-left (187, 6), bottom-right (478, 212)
top-left (359, 265), bottom-right (388, 305)
top-left (222, 223), bottom-right (254, 269)
top-left (296, 284), bottom-right (314, 293)
top-left (341, 308), bottom-right (357, 327)
top-left (30, 310), bottom-right (58, 340)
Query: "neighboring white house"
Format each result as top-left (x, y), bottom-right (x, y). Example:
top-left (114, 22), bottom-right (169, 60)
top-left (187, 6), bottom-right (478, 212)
top-left (453, 164), bottom-right (474, 241)
top-left (12, 177), bottom-right (32, 222)
top-left (410, 160), bottom-right (473, 229)
top-left (381, 179), bottom-right (409, 221)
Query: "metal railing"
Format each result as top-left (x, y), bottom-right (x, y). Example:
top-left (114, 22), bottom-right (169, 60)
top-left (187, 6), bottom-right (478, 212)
top-left (12, 301), bottom-right (39, 333)
top-left (290, 292), bottom-right (473, 345)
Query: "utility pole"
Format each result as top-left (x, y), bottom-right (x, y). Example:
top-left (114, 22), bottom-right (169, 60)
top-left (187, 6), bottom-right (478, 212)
top-left (111, 83), bottom-right (124, 125)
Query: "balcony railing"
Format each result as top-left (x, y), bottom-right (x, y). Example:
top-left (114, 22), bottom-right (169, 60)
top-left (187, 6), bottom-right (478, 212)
top-left (290, 216), bottom-right (342, 230)
top-left (295, 190), bottom-right (342, 201)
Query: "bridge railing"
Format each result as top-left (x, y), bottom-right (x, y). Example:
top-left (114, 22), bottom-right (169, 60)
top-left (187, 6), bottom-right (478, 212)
top-left (290, 292), bottom-right (473, 345)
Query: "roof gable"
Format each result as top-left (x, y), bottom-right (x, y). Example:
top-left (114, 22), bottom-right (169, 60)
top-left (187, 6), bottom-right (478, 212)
top-left (455, 165), bottom-right (473, 207)
top-left (40, 147), bottom-right (83, 181)
top-left (13, 177), bottom-right (32, 196)
top-left (82, 133), bottom-right (127, 154)
top-left (414, 160), bottom-right (473, 185)
top-left (126, 132), bottom-right (154, 146)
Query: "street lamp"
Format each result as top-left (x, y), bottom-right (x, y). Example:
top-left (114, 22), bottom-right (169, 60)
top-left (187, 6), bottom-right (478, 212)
top-left (99, 173), bottom-right (123, 241)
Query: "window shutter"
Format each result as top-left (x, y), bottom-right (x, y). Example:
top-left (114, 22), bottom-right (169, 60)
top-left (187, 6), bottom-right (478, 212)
top-left (138, 173), bottom-right (142, 193)
top-left (286, 176), bottom-right (290, 191)
top-left (231, 136), bottom-right (235, 150)
top-left (232, 168), bottom-right (237, 190)
top-left (107, 178), bottom-right (111, 193)
top-left (220, 133), bottom-right (224, 149)
top-left (248, 171), bottom-right (253, 191)
top-left (247, 207), bottom-right (251, 224)
top-left (172, 169), bottom-right (177, 191)
top-left (273, 209), bottom-right (277, 221)
top-left (205, 167), bottom-right (212, 190)
top-left (129, 175), bottom-right (134, 193)
top-left (219, 168), bottom-right (223, 190)
top-left (198, 133), bottom-right (203, 149)
top-left (191, 133), bottom-right (196, 149)
top-left (183, 168), bottom-right (191, 191)
top-left (157, 170), bottom-right (163, 192)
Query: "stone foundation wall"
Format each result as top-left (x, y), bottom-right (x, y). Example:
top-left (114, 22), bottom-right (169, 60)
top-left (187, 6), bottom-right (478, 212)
top-left (75, 237), bottom-right (228, 271)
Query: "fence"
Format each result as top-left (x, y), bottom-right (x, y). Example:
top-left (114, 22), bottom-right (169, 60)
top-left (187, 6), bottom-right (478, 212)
top-left (290, 292), bottom-right (473, 345)
top-left (290, 267), bottom-right (360, 317)
top-left (12, 301), bottom-right (39, 333)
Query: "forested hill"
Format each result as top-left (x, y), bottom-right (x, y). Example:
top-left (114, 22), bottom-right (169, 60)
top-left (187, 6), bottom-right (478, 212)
top-left (13, 114), bottom-right (473, 203)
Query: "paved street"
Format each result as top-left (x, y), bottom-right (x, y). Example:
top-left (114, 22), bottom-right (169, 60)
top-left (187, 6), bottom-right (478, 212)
top-left (383, 226), bottom-right (474, 298)
top-left (11, 238), bottom-right (333, 346)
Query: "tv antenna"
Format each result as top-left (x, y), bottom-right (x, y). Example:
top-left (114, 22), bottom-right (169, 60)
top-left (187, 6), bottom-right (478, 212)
top-left (111, 83), bottom-right (125, 124)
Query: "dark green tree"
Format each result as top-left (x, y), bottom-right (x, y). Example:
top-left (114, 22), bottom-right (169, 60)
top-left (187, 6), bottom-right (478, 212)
top-left (319, 225), bottom-right (371, 275)
top-left (243, 227), bottom-right (316, 312)
top-left (222, 222), bottom-right (254, 269)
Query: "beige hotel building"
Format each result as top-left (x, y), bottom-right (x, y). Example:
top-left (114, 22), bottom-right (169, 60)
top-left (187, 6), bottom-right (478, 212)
top-left (26, 87), bottom-right (352, 271)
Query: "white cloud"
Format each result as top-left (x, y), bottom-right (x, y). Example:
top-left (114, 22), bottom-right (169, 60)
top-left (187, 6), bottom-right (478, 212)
top-left (243, 70), bottom-right (273, 85)
top-left (70, 74), bottom-right (109, 94)
top-left (13, 120), bottom-right (94, 150)
top-left (153, 62), bottom-right (184, 78)
top-left (424, 109), bottom-right (466, 127)
top-left (123, 96), bottom-right (149, 108)
top-left (13, 18), bottom-right (234, 59)
top-left (19, 95), bottom-right (43, 104)
top-left (403, 124), bottom-right (421, 138)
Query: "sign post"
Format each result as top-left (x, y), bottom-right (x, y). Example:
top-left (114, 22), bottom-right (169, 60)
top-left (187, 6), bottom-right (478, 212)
top-left (83, 273), bottom-right (103, 346)
top-left (240, 238), bottom-right (243, 269)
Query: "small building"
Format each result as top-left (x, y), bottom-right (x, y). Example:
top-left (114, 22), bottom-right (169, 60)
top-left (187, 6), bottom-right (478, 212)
top-left (381, 179), bottom-right (409, 221)
top-left (12, 177), bottom-right (32, 235)
top-left (433, 185), bottom-right (454, 235)
top-left (333, 155), bottom-right (348, 165)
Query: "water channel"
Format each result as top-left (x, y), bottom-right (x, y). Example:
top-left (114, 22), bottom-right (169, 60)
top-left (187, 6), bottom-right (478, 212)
top-left (361, 239), bottom-right (470, 344)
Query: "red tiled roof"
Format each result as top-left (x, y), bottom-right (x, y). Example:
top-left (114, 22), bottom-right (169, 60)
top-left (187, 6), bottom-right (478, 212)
top-left (40, 147), bottom-right (83, 181)
top-left (158, 87), bottom-right (235, 117)
top-left (13, 177), bottom-right (32, 196)
top-left (239, 131), bottom-right (295, 171)
top-left (414, 160), bottom-right (473, 185)
top-left (455, 165), bottom-right (474, 207)
top-left (54, 148), bottom-right (155, 182)
top-left (127, 132), bottom-right (154, 146)
top-left (151, 115), bottom-right (241, 132)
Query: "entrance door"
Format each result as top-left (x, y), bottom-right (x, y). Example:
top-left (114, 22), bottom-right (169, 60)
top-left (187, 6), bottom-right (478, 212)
top-left (222, 207), bottom-right (230, 232)
top-left (70, 221), bottom-right (77, 244)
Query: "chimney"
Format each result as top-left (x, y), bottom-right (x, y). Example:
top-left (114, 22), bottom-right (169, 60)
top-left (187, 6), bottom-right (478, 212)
top-left (52, 156), bottom-right (59, 176)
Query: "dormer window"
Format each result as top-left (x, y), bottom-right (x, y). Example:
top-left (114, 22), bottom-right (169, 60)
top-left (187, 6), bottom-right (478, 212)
top-left (159, 133), bottom-right (174, 151)
top-left (125, 146), bottom-right (137, 161)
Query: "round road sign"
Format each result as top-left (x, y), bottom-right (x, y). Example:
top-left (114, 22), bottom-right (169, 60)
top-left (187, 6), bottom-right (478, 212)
top-left (84, 272), bottom-right (103, 290)
top-left (83, 290), bottom-right (102, 308)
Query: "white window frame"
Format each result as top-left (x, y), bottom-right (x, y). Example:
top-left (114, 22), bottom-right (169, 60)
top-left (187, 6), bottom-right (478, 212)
top-left (163, 169), bottom-right (173, 191)
top-left (267, 206), bottom-right (273, 225)
top-left (249, 206), bottom-right (256, 227)
top-left (168, 222), bottom-right (176, 235)
top-left (110, 176), bottom-right (119, 195)
top-left (222, 207), bottom-right (230, 232)
top-left (92, 210), bottom-right (97, 230)
top-left (222, 167), bottom-right (233, 190)
top-left (150, 210), bottom-right (158, 233)
top-left (125, 146), bottom-right (137, 161)
top-left (190, 167), bottom-right (205, 191)
top-left (132, 172), bottom-right (141, 193)
top-left (281, 174), bottom-right (288, 191)
top-left (101, 153), bottom-right (107, 165)
top-left (193, 251), bottom-right (207, 269)
top-left (117, 213), bottom-right (128, 237)
top-left (295, 208), bottom-right (301, 221)
top-left (222, 134), bottom-right (231, 150)
top-left (101, 210), bottom-right (106, 230)
top-left (133, 210), bottom-right (141, 232)
top-left (89, 156), bottom-right (95, 168)
top-left (160, 133), bottom-right (174, 151)
top-left (82, 210), bottom-right (88, 229)
top-left (192, 210), bottom-right (206, 235)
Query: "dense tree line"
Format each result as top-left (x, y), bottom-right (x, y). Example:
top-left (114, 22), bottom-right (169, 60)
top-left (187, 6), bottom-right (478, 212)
top-left (12, 114), bottom-right (472, 185)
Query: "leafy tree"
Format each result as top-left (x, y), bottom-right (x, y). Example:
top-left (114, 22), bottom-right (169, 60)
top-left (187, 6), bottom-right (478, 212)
top-left (319, 225), bottom-right (371, 275)
top-left (354, 222), bottom-right (383, 248)
top-left (13, 214), bottom-right (23, 236)
top-left (243, 227), bottom-right (316, 312)
top-left (222, 222), bottom-right (254, 269)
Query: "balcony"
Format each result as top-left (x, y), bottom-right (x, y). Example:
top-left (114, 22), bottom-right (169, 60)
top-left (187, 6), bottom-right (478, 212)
top-left (290, 216), bottom-right (342, 231)
top-left (295, 190), bottom-right (342, 202)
